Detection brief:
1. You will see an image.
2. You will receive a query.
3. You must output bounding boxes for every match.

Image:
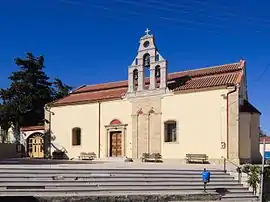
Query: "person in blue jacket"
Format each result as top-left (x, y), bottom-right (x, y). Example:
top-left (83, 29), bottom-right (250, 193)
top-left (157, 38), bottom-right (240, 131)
top-left (201, 168), bottom-right (211, 192)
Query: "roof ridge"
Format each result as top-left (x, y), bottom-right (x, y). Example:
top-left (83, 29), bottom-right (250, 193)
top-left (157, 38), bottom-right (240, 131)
top-left (83, 80), bottom-right (127, 88)
top-left (169, 61), bottom-right (241, 76)
top-left (72, 61), bottom-right (242, 94)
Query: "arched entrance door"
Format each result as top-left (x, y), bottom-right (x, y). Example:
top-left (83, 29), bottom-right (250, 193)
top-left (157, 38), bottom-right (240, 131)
top-left (27, 133), bottom-right (44, 158)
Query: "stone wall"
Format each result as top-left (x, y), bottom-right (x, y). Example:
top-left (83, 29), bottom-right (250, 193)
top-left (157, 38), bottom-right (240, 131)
top-left (131, 96), bottom-right (162, 158)
top-left (0, 193), bottom-right (221, 202)
top-left (0, 143), bottom-right (20, 159)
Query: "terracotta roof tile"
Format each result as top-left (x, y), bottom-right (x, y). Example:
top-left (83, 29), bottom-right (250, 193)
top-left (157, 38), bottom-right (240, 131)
top-left (51, 61), bottom-right (244, 106)
top-left (54, 88), bottom-right (127, 105)
top-left (173, 72), bottom-right (241, 91)
top-left (21, 125), bottom-right (44, 132)
top-left (260, 137), bottom-right (270, 144)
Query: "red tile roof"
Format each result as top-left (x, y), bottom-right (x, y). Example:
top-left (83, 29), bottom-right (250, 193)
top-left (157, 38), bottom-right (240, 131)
top-left (21, 125), bottom-right (44, 132)
top-left (51, 61), bottom-right (245, 106)
top-left (260, 137), bottom-right (270, 144)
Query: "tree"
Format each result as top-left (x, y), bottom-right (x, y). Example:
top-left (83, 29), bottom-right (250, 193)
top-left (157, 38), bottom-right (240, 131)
top-left (260, 127), bottom-right (267, 137)
top-left (0, 53), bottom-right (71, 142)
top-left (52, 78), bottom-right (72, 100)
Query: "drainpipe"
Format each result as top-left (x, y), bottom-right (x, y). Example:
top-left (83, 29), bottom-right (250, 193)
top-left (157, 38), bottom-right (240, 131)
top-left (98, 101), bottom-right (101, 159)
top-left (226, 85), bottom-right (237, 159)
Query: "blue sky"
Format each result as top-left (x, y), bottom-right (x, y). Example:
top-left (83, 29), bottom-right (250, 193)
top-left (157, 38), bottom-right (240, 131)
top-left (0, 0), bottom-right (269, 134)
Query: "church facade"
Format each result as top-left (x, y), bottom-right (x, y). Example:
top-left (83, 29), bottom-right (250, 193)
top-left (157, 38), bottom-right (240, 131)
top-left (46, 30), bottom-right (261, 164)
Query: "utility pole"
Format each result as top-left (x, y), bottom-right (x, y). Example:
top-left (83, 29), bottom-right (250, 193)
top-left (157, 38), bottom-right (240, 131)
top-left (260, 138), bottom-right (266, 202)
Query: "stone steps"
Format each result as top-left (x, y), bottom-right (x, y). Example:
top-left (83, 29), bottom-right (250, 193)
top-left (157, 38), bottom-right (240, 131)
top-left (0, 174), bottom-right (233, 178)
top-left (0, 181), bottom-right (242, 186)
top-left (0, 170), bottom-right (228, 175)
top-left (0, 165), bottom-right (258, 201)
top-left (0, 178), bottom-right (236, 182)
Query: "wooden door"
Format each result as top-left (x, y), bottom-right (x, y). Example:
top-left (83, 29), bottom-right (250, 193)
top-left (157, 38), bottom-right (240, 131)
top-left (30, 136), bottom-right (44, 158)
top-left (110, 132), bottom-right (122, 157)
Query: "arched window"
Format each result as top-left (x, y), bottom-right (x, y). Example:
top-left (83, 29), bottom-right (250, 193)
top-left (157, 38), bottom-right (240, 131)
top-left (72, 127), bottom-right (81, 146)
top-left (155, 65), bottom-right (160, 78)
top-left (164, 121), bottom-right (177, 142)
top-left (143, 53), bottom-right (150, 67)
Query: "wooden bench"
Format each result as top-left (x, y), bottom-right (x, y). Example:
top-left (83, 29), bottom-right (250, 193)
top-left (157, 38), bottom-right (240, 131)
top-left (186, 153), bottom-right (208, 164)
top-left (141, 153), bottom-right (162, 163)
top-left (79, 152), bottom-right (96, 160)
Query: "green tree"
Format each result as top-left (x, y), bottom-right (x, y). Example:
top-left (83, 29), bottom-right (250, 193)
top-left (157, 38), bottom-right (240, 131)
top-left (52, 78), bottom-right (72, 100)
top-left (259, 127), bottom-right (267, 137)
top-left (0, 53), bottom-right (71, 142)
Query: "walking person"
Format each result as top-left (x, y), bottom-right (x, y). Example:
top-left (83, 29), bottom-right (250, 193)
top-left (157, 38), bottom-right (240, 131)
top-left (201, 168), bottom-right (211, 192)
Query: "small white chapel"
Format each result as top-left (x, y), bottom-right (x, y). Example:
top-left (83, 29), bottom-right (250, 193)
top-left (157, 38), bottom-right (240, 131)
top-left (40, 29), bottom-right (261, 164)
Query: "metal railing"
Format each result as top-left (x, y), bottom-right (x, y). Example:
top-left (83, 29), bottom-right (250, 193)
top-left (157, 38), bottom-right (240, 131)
top-left (222, 157), bottom-right (242, 183)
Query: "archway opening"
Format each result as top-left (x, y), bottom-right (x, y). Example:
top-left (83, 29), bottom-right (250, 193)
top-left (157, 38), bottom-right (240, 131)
top-left (27, 132), bottom-right (44, 158)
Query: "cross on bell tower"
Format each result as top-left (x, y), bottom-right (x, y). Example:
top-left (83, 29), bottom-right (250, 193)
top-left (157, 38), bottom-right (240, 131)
top-left (145, 28), bottom-right (151, 36)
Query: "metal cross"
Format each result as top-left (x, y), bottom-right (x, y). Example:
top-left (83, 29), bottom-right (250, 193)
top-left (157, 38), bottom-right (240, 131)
top-left (145, 28), bottom-right (151, 35)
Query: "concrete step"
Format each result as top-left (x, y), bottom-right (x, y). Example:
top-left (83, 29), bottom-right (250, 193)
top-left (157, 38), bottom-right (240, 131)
top-left (0, 167), bottom-right (226, 172)
top-left (0, 178), bottom-right (238, 182)
top-left (222, 194), bottom-right (258, 200)
top-left (0, 181), bottom-right (241, 187)
top-left (0, 173), bottom-right (234, 178)
top-left (0, 185), bottom-right (248, 191)
top-left (221, 199), bottom-right (258, 201)
top-left (0, 170), bottom-right (229, 175)
top-left (0, 190), bottom-right (217, 197)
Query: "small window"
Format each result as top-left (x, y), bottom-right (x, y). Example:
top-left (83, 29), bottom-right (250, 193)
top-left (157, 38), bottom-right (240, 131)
top-left (135, 58), bottom-right (138, 65)
top-left (72, 127), bottom-right (81, 146)
top-left (164, 121), bottom-right (177, 142)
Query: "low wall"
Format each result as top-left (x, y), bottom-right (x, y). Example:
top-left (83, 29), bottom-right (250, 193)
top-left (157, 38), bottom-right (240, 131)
top-left (0, 193), bottom-right (221, 202)
top-left (0, 143), bottom-right (20, 159)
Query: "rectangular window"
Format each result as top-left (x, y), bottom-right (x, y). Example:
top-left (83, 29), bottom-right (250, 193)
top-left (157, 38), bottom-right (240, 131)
top-left (164, 121), bottom-right (177, 142)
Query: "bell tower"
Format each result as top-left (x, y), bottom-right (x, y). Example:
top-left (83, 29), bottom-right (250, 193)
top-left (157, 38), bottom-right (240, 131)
top-left (127, 29), bottom-right (168, 98)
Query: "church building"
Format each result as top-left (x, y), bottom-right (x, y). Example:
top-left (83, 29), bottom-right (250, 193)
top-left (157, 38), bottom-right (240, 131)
top-left (45, 30), bottom-right (261, 164)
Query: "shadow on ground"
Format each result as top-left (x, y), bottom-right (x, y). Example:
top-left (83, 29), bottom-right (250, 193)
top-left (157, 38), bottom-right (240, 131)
top-left (0, 197), bottom-right (39, 202)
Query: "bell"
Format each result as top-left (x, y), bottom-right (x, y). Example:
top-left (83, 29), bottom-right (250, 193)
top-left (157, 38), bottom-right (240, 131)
top-left (155, 69), bottom-right (160, 78)
top-left (133, 73), bottom-right (138, 80)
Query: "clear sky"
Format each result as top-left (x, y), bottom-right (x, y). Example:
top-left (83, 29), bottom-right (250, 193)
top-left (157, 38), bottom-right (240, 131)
top-left (0, 0), bottom-right (269, 134)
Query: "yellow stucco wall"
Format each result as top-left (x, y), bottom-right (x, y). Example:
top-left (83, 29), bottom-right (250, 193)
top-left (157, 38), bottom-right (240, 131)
top-left (250, 113), bottom-right (261, 162)
top-left (100, 100), bottom-right (132, 158)
top-left (239, 113), bottom-right (261, 163)
top-left (50, 103), bottom-right (99, 159)
top-left (239, 113), bottom-right (251, 160)
top-left (49, 87), bottom-right (260, 162)
top-left (161, 88), bottom-right (228, 159)
top-left (50, 100), bottom-right (132, 159)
